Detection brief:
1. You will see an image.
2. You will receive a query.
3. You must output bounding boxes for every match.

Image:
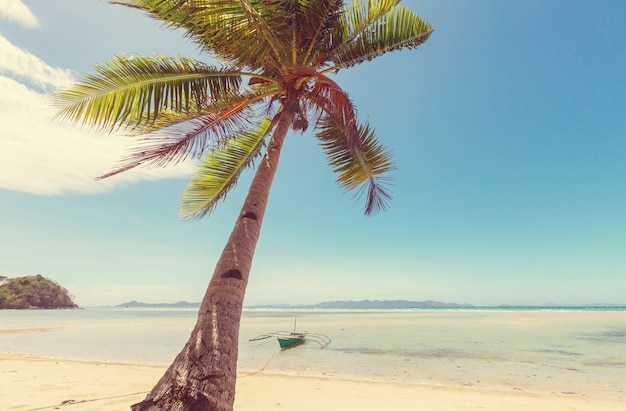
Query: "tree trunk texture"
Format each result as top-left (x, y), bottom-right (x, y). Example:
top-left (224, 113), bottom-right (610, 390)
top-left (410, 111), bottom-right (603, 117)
top-left (131, 102), bottom-right (296, 411)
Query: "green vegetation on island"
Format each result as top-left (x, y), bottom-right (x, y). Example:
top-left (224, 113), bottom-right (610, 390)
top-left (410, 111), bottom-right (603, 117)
top-left (0, 275), bottom-right (78, 309)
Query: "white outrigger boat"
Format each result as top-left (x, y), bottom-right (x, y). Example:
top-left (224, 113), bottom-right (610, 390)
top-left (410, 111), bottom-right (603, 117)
top-left (249, 319), bottom-right (331, 350)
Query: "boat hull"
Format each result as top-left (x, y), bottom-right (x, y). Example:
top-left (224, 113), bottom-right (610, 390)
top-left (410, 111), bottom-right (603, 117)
top-left (278, 334), bottom-right (305, 349)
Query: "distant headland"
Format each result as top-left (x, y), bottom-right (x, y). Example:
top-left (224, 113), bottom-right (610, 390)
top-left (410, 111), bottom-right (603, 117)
top-left (0, 275), bottom-right (78, 309)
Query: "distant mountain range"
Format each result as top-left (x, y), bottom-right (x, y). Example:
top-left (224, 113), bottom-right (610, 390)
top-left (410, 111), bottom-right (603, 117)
top-left (115, 300), bottom-right (200, 308)
top-left (114, 299), bottom-right (473, 309)
top-left (113, 299), bottom-right (625, 309)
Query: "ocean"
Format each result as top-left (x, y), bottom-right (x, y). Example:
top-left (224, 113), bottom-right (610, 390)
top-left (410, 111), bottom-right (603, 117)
top-left (1, 307), bottom-right (625, 400)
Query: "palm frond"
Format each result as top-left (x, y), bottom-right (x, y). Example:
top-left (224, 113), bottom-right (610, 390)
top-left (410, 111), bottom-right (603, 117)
top-left (273, 0), bottom-right (345, 66)
top-left (126, 80), bottom-right (280, 135)
top-left (287, 65), bottom-right (360, 149)
top-left (116, 0), bottom-right (291, 72)
top-left (52, 54), bottom-right (242, 132)
top-left (328, 2), bottom-right (432, 70)
top-left (98, 97), bottom-right (259, 179)
top-left (316, 116), bottom-right (395, 215)
top-left (237, 0), bottom-right (287, 60)
top-left (179, 117), bottom-right (274, 220)
top-left (337, 0), bottom-right (401, 43)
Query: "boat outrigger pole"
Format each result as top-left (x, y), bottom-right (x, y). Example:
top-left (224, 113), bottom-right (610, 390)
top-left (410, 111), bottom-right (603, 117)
top-left (249, 318), bottom-right (331, 350)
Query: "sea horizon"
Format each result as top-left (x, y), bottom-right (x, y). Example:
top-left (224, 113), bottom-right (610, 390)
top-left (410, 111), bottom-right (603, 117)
top-left (86, 299), bottom-right (626, 311)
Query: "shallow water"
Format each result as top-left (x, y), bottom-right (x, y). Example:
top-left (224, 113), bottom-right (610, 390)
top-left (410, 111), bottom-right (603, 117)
top-left (1, 308), bottom-right (625, 400)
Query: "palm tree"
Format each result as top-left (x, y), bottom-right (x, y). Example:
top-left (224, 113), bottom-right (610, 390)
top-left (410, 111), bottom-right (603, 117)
top-left (53, 1), bottom-right (431, 409)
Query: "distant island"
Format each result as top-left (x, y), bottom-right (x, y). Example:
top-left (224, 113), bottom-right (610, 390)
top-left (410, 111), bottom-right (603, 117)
top-left (0, 275), bottom-right (78, 309)
top-left (114, 299), bottom-right (473, 309)
top-left (115, 300), bottom-right (201, 308)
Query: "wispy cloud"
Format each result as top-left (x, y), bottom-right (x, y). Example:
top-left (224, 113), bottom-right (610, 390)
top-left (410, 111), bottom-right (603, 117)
top-left (0, 0), bottom-right (39, 28)
top-left (0, 35), bottom-right (72, 90)
top-left (0, 35), bottom-right (193, 196)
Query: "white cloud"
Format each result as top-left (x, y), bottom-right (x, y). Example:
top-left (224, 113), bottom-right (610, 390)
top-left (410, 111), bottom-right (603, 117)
top-left (0, 35), bottom-right (72, 90)
top-left (0, 0), bottom-right (39, 28)
top-left (0, 35), bottom-right (193, 196)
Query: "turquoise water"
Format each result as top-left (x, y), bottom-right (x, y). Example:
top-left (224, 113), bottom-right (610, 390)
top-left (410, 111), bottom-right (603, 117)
top-left (1, 308), bottom-right (625, 400)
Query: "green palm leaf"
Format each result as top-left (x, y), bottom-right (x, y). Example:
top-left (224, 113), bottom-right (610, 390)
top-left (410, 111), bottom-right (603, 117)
top-left (328, 1), bottom-right (433, 70)
top-left (97, 83), bottom-right (281, 178)
top-left (98, 99), bottom-right (259, 179)
top-left (179, 117), bottom-right (274, 220)
top-left (116, 0), bottom-right (291, 72)
top-left (271, 0), bottom-right (346, 66)
top-left (338, 0), bottom-right (401, 42)
top-left (126, 81), bottom-right (280, 135)
top-left (52, 54), bottom-right (242, 132)
top-left (316, 116), bottom-right (395, 215)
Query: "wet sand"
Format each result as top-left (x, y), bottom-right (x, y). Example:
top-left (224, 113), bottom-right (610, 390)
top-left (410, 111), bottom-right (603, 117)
top-left (2, 353), bottom-right (624, 411)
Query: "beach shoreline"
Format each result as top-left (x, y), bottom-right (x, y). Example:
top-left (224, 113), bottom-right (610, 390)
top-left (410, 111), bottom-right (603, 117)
top-left (2, 353), bottom-right (624, 411)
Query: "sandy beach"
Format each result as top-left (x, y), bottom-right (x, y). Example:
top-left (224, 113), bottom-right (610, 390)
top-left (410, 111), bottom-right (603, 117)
top-left (2, 353), bottom-right (624, 411)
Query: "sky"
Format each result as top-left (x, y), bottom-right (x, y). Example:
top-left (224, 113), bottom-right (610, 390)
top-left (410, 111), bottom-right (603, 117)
top-left (1, 0), bottom-right (625, 307)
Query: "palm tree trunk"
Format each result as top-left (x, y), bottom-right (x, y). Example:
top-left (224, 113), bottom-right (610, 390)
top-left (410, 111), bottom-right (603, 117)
top-left (131, 100), bottom-right (296, 411)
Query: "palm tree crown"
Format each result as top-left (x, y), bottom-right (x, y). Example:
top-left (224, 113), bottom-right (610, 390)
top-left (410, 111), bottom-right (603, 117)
top-left (54, 0), bottom-right (432, 218)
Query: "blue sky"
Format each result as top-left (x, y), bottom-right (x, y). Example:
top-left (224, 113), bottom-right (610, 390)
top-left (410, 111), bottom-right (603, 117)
top-left (1, 0), bottom-right (625, 307)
